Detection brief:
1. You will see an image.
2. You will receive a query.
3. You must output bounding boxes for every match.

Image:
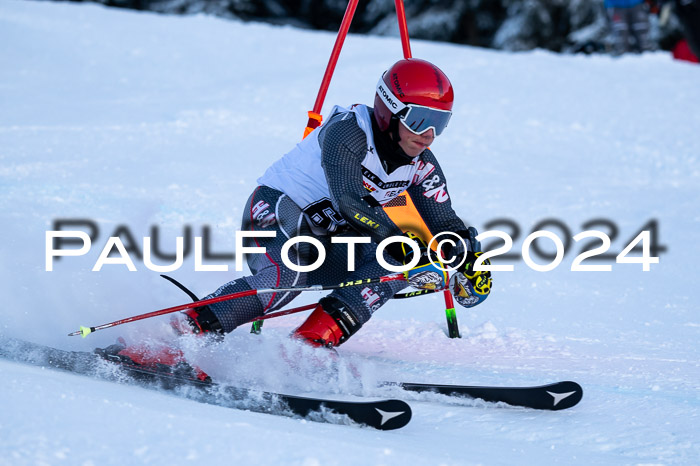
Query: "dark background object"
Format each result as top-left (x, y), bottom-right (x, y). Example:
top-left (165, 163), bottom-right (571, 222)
top-left (51, 0), bottom-right (692, 54)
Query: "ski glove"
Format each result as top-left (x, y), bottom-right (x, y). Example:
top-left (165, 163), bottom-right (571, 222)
top-left (395, 232), bottom-right (448, 290)
top-left (450, 251), bottom-right (492, 308)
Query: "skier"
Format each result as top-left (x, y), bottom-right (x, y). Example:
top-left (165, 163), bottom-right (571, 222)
top-left (605, 0), bottom-right (654, 54)
top-left (107, 58), bottom-right (492, 374)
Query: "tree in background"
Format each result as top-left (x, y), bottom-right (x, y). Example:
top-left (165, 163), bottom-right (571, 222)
top-left (65, 0), bottom-right (692, 55)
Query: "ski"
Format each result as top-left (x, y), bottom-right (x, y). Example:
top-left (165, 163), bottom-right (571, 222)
top-left (387, 380), bottom-right (583, 410)
top-left (0, 338), bottom-right (411, 430)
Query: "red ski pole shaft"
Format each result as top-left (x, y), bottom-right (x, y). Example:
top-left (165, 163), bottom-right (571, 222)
top-left (68, 288), bottom-right (258, 338)
top-left (248, 303), bottom-right (318, 323)
top-left (248, 287), bottom-right (441, 324)
top-left (69, 273), bottom-right (406, 337)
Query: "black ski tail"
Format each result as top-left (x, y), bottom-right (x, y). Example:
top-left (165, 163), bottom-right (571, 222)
top-left (0, 337), bottom-right (411, 430)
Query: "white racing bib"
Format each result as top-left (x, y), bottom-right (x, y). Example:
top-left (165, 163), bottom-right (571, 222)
top-left (258, 104), bottom-right (419, 234)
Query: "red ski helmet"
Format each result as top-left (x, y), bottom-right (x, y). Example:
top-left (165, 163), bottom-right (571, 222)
top-left (373, 58), bottom-right (454, 136)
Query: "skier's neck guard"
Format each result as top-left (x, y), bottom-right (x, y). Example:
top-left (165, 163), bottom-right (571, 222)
top-left (370, 109), bottom-right (415, 174)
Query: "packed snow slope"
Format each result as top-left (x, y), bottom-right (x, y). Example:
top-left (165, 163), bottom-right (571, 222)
top-left (1, 1), bottom-right (699, 464)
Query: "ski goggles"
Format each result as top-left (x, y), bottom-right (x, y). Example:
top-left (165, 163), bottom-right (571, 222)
top-left (376, 78), bottom-right (452, 136)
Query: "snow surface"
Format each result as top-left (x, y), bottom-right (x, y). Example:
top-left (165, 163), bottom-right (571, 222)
top-left (1, 0), bottom-right (699, 464)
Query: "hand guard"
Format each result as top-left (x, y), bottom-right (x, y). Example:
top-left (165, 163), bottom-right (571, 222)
top-left (400, 232), bottom-right (449, 290)
top-left (450, 251), bottom-right (492, 308)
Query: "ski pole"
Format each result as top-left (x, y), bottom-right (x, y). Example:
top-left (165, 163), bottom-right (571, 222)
top-left (248, 283), bottom-right (440, 333)
top-left (247, 288), bottom-right (440, 327)
top-left (248, 302), bottom-right (317, 328)
top-left (68, 273), bottom-right (407, 338)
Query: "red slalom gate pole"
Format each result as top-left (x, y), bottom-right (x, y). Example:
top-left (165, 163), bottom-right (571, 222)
top-left (256, 0), bottom-right (359, 333)
top-left (393, 1), bottom-right (460, 338)
top-left (394, 0), bottom-right (412, 59)
top-left (303, 0), bottom-right (360, 138)
top-left (443, 288), bottom-right (460, 338)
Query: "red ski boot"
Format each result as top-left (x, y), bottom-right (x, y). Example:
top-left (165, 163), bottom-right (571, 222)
top-left (292, 297), bottom-right (362, 348)
top-left (96, 337), bottom-right (211, 383)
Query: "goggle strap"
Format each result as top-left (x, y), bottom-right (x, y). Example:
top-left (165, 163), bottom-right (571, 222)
top-left (376, 76), bottom-right (407, 115)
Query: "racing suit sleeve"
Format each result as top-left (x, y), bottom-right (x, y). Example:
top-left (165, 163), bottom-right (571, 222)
top-left (318, 112), bottom-right (403, 243)
top-left (406, 149), bottom-right (471, 256)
